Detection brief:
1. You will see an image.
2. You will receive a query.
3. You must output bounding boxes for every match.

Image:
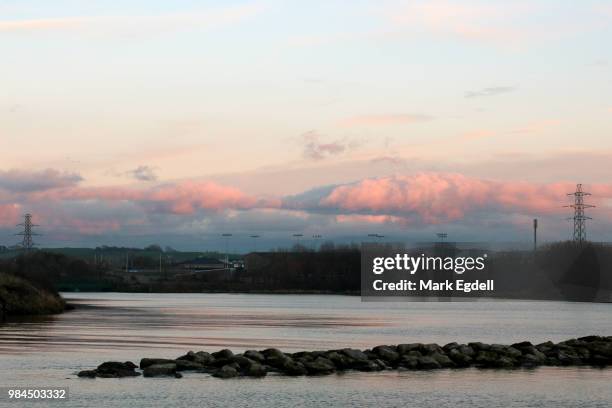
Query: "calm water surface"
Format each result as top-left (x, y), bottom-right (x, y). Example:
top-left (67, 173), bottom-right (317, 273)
top-left (0, 293), bottom-right (611, 407)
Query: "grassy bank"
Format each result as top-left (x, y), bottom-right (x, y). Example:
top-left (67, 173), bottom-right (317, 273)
top-left (0, 272), bottom-right (65, 317)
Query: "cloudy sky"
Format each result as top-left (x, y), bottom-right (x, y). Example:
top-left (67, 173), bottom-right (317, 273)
top-left (1, 0), bottom-right (611, 251)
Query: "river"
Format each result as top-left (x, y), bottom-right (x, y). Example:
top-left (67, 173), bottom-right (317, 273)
top-left (0, 293), bottom-right (611, 407)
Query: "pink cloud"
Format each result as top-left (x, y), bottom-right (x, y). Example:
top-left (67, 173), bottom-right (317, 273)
top-left (0, 203), bottom-right (21, 227)
top-left (36, 180), bottom-right (261, 215)
top-left (320, 173), bottom-right (612, 224)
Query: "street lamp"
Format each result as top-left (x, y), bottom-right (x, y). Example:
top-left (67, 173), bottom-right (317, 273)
top-left (312, 234), bottom-right (322, 250)
top-left (222, 233), bottom-right (232, 268)
top-left (250, 235), bottom-right (261, 252)
top-left (292, 233), bottom-right (304, 250)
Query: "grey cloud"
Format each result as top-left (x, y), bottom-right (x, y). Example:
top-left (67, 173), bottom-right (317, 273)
top-left (128, 165), bottom-right (158, 182)
top-left (0, 168), bottom-right (82, 192)
top-left (301, 131), bottom-right (351, 160)
top-left (465, 86), bottom-right (517, 98)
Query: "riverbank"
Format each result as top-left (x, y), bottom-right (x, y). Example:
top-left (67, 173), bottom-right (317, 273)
top-left (78, 335), bottom-right (612, 379)
top-left (0, 272), bottom-right (66, 318)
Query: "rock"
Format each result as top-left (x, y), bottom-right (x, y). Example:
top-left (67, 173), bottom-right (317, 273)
top-left (578, 335), bottom-right (604, 343)
top-left (325, 351), bottom-right (351, 369)
top-left (468, 342), bottom-right (490, 352)
top-left (448, 349), bottom-right (472, 367)
top-left (520, 354), bottom-right (541, 367)
top-left (341, 348), bottom-right (369, 361)
top-left (213, 365), bottom-right (238, 379)
top-left (442, 342), bottom-right (459, 352)
top-left (457, 345), bottom-right (475, 357)
top-left (503, 347), bottom-right (522, 359)
top-left (399, 355), bottom-right (419, 369)
top-left (177, 351), bottom-right (214, 365)
top-left (212, 349), bottom-right (234, 360)
top-left (351, 359), bottom-right (380, 371)
top-left (430, 352), bottom-right (455, 368)
top-left (244, 350), bottom-right (265, 363)
top-left (373, 345), bottom-right (400, 363)
top-left (140, 358), bottom-right (176, 369)
top-left (397, 343), bottom-right (422, 355)
top-left (143, 363), bottom-right (177, 377)
top-left (231, 355), bottom-right (254, 368)
top-left (174, 372), bottom-right (183, 379)
top-left (175, 359), bottom-right (205, 371)
top-left (536, 341), bottom-right (554, 353)
top-left (373, 358), bottom-right (390, 370)
top-left (422, 344), bottom-right (443, 355)
top-left (266, 353), bottom-right (293, 369)
top-left (417, 356), bottom-right (441, 369)
top-left (245, 363), bottom-right (267, 377)
top-left (262, 348), bottom-right (285, 359)
top-left (556, 349), bottom-right (582, 366)
top-left (474, 351), bottom-right (499, 367)
top-left (511, 341), bottom-right (534, 350)
top-left (494, 356), bottom-right (516, 368)
top-left (282, 361), bottom-right (308, 376)
top-left (77, 370), bottom-right (97, 378)
top-left (304, 357), bottom-right (336, 375)
top-left (96, 361), bottom-right (140, 378)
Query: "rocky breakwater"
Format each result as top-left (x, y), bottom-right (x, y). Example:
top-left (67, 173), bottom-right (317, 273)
top-left (77, 335), bottom-right (612, 379)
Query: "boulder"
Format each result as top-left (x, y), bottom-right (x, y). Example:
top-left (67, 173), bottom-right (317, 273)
top-left (262, 348), bottom-right (285, 359)
top-left (282, 361), bottom-right (308, 376)
top-left (430, 352), bottom-right (455, 368)
top-left (304, 357), bottom-right (336, 375)
top-left (417, 356), bottom-right (441, 369)
top-left (77, 370), bottom-right (97, 378)
top-left (212, 349), bottom-right (234, 360)
top-left (325, 351), bottom-right (351, 369)
top-left (397, 343), bottom-right (422, 355)
top-left (244, 350), bottom-right (266, 363)
top-left (143, 363), bottom-right (177, 377)
top-left (341, 348), bottom-right (369, 362)
top-left (140, 358), bottom-right (176, 369)
top-left (245, 363), bottom-right (267, 377)
top-left (177, 351), bottom-right (214, 365)
top-left (95, 361), bottom-right (140, 378)
top-left (474, 351), bottom-right (499, 367)
top-left (266, 353), bottom-right (293, 369)
top-left (373, 345), bottom-right (400, 363)
top-left (468, 342), bottom-right (490, 352)
top-left (352, 359), bottom-right (383, 372)
top-left (422, 344), bottom-right (443, 355)
top-left (232, 355), bottom-right (256, 368)
top-left (448, 349), bottom-right (472, 367)
top-left (493, 356), bottom-right (516, 368)
top-left (399, 355), bottom-right (419, 369)
top-left (175, 359), bottom-right (205, 371)
top-left (213, 365), bottom-right (238, 379)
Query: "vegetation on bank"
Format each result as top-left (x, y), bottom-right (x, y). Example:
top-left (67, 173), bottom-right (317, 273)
top-left (0, 272), bottom-right (65, 317)
top-left (0, 242), bottom-right (610, 302)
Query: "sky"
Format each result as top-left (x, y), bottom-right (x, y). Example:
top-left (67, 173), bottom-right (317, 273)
top-left (1, 0), bottom-right (611, 251)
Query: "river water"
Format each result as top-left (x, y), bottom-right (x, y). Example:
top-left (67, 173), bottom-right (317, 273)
top-left (0, 293), bottom-right (611, 407)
